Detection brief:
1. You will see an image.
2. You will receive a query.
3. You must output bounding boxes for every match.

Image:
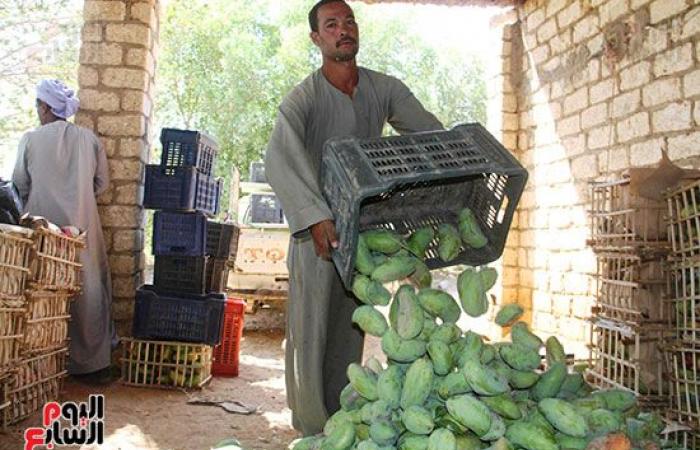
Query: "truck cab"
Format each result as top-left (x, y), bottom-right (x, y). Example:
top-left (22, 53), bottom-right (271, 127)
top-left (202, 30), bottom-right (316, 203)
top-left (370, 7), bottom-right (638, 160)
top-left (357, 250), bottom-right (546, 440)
top-left (227, 162), bottom-right (289, 313)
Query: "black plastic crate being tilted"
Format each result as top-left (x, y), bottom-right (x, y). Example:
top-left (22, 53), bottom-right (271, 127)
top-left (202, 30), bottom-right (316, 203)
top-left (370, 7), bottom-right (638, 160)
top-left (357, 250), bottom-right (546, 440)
top-left (160, 128), bottom-right (218, 176)
top-left (132, 285), bottom-right (225, 345)
top-left (250, 194), bottom-right (284, 224)
top-left (143, 165), bottom-right (221, 215)
top-left (153, 255), bottom-right (207, 295)
top-left (153, 211), bottom-right (207, 256)
top-left (206, 221), bottom-right (240, 259)
top-left (321, 123), bottom-right (528, 288)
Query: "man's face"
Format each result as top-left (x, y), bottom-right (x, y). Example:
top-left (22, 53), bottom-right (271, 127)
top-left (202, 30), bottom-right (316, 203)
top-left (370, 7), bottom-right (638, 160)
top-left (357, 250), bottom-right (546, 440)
top-left (311, 2), bottom-right (359, 62)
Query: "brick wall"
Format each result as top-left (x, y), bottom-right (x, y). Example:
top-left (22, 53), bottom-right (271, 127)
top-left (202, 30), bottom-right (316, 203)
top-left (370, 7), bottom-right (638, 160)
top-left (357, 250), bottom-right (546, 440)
top-left (478, 14), bottom-right (524, 341)
top-left (508, 0), bottom-right (700, 356)
top-left (76, 0), bottom-right (160, 338)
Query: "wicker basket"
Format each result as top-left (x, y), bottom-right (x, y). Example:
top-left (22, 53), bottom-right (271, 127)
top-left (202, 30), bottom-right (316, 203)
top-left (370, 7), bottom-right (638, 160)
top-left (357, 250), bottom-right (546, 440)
top-left (121, 338), bottom-right (212, 389)
top-left (21, 290), bottom-right (73, 356)
top-left (28, 227), bottom-right (84, 291)
top-left (587, 318), bottom-right (670, 408)
top-left (0, 305), bottom-right (24, 369)
top-left (0, 372), bottom-right (10, 432)
top-left (589, 178), bottom-right (667, 252)
top-left (0, 224), bottom-right (33, 304)
top-left (2, 347), bottom-right (66, 426)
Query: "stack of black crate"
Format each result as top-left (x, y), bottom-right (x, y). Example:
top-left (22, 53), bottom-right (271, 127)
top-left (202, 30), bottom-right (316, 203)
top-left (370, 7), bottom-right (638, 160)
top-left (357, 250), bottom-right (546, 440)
top-left (123, 128), bottom-right (237, 389)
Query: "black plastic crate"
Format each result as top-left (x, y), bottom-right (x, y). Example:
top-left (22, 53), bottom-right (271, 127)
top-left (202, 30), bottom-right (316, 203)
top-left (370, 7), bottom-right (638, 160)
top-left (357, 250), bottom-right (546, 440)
top-left (249, 161), bottom-right (266, 183)
top-left (321, 123), bottom-right (528, 288)
top-left (206, 221), bottom-right (239, 259)
top-left (160, 128), bottom-right (218, 176)
top-left (143, 165), bottom-right (221, 215)
top-left (153, 211), bottom-right (207, 256)
top-left (132, 285), bottom-right (225, 345)
top-left (153, 255), bottom-right (207, 295)
top-left (250, 194), bottom-right (284, 224)
top-left (205, 258), bottom-right (229, 293)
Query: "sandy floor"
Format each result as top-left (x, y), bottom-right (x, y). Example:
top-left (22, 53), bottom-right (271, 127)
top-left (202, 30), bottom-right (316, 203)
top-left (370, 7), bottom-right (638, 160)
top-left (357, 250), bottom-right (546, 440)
top-left (0, 325), bottom-right (385, 450)
top-left (0, 330), bottom-right (299, 450)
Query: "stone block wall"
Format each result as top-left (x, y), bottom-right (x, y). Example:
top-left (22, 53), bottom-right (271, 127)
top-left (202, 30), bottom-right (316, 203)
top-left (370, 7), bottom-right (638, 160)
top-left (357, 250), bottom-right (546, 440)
top-left (508, 0), bottom-right (700, 356)
top-left (76, 0), bottom-right (160, 338)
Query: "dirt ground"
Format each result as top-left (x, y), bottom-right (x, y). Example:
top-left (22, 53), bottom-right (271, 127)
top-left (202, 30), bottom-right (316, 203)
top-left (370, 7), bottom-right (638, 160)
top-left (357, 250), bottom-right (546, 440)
top-left (0, 319), bottom-right (385, 450)
top-left (1, 329), bottom-right (298, 450)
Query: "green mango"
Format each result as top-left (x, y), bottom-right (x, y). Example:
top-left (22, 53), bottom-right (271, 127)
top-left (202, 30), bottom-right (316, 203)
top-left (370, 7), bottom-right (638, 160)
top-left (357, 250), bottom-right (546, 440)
top-left (400, 358), bottom-right (434, 409)
top-left (427, 428), bottom-right (457, 450)
top-left (437, 224), bottom-right (461, 262)
top-left (355, 234), bottom-right (376, 275)
top-left (446, 394), bottom-right (492, 437)
top-left (418, 288), bottom-right (461, 324)
top-left (538, 398), bottom-right (588, 438)
top-left (458, 208), bottom-right (487, 249)
top-left (347, 363), bottom-right (378, 401)
top-left (363, 229), bottom-right (403, 254)
top-left (406, 227), bottom-right (435, 259)
top-left (458, 268), bottom-right (488, 318)
top-left (352, 305), bottom-right (388, 337)
top-left (403, 405), bottom-right (435, 435)
top-left (495, 304), bottom-right (524, 327)
top-left (377, 365), bottom-right (402, 408)
top-left (427, 340), bottom-right (453, 376)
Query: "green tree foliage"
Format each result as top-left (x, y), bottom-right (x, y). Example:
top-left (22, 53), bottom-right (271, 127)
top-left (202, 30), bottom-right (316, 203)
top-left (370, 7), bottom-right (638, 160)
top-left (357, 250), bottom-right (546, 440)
top-left (156, 0), bottom-right (487, 188)
top-left (0, 0), bottom-right (82, 172)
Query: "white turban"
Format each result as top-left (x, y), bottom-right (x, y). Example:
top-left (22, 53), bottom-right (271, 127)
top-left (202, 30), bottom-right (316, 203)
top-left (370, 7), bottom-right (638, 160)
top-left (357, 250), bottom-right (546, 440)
top-left (36, 79), bottom-right (80, 119)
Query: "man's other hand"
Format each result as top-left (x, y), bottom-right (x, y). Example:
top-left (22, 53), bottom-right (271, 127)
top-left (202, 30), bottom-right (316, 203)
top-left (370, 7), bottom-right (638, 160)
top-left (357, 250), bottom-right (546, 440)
top-left (310, 219), bottom-right (339, 260)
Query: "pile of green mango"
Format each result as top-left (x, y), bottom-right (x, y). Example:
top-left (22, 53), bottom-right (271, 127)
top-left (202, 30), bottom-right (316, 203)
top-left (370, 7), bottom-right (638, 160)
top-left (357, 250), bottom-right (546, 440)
top-left (291, 216), bottom-right (673, 450)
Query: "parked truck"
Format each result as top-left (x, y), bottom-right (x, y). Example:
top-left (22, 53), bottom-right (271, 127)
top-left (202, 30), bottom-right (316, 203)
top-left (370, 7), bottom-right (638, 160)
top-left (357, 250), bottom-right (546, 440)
top-left (226, 163), bottom-right (289, 314)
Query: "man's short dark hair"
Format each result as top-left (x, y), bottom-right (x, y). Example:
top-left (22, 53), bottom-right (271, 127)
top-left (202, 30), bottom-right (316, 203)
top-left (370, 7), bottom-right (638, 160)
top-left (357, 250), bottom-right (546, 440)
top-left (308, 0), bottom-right (347, 32)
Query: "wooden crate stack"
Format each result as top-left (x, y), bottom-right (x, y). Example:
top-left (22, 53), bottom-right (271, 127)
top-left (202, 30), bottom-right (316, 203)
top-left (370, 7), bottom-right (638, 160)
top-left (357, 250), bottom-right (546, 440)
top-left (664, 179), bottom-right (700, 444)
top-left (587, 177), bottom-right (671, 410)
top-left (0, 223), bottom-right (83, 428)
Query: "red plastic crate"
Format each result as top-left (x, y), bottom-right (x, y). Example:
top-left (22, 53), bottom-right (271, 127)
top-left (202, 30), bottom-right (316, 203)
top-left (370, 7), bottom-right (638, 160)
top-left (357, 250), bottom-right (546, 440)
top-left (212, 298), bottom-right (245, 377)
